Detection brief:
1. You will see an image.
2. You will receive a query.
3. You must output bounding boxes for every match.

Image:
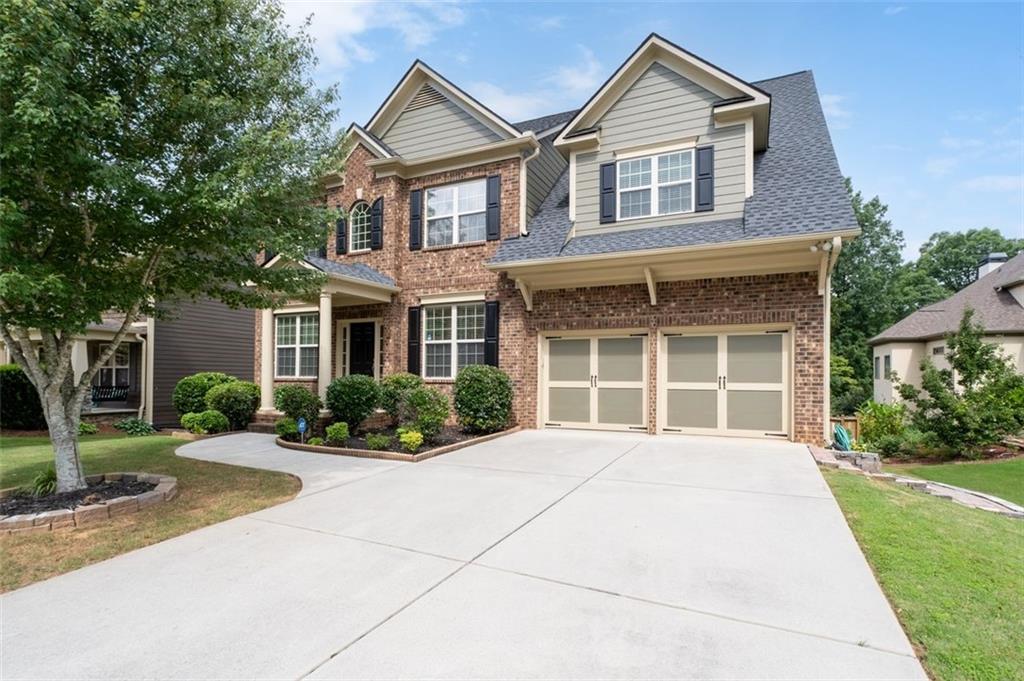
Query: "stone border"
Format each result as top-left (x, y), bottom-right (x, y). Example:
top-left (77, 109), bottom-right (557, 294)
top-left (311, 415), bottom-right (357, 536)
top-left (0, 472), bottom-right (178, 534)
top-left (810, 446), bottom-right (1024, 519)
top-left (276, 427), bottom-right (521, 463)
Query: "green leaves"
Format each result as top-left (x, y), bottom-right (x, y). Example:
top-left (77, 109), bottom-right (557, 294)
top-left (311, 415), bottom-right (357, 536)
top-left (917, 229), bottom-right (1024, 293)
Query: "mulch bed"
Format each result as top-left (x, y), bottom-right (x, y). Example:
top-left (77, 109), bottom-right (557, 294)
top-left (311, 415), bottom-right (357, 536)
top-left (0, 479), bottom-right (156, 516)
top-left (328, 425), bottom-right (476, 454)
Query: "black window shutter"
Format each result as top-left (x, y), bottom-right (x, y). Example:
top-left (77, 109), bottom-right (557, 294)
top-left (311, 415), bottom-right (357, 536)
top-left (370, 197), bottom-right (384, 250)
top-left (317, 244), bottom-right (327, 258)
top-left (695, 146), bottom-right (714, 212)
top-left (599, 162), bottom-right (616, 223)
top-left (407, 307), bottom-right (421, 374)
top-left (485, 175), bottom-right (501, 241)
top-left (409, 189), bottom-right (422, 251)
top-left (484, 300), bottom-right (499, 367)
top-left (335, 217), bottom-right (347, 255)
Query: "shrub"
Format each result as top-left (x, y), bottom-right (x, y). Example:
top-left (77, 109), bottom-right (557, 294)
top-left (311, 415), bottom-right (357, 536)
top-left (181, 410), bottom-right (230, 435)
top-left (78, 422), bottom-right (99, 436)
top-left (399, 386), bottom-right (450, 441)
top-left (307, 436), bottom-right (324, 446)
top-left (856, 401), bottom-right (905, 449)
top-left (114, 417), bottom-right (155, 436)
top-left (31, 466), bottom-right (57, 497)
top-left (379, 373), bottom-right (423, 418)
top-left (398, 429), bottom-right (423, 453)
top-left (325, 421), bottom-right (350, 445)
top-left (205, 381), bottom-right (260, 430)
top-left (366, 432), bottom-right (392, 450)
top-left (453, 365), bottom-right (513, 433)
top-left (325, 375), bottom-right (380, 430)
top-left (275, 417), bottom-right (299, 442)
top-left (0, 364), bottom-right (46, 430)
top-left (172, 372), bottom-right (236, 416)
top-left (273, 385), bottom-right (322, 424)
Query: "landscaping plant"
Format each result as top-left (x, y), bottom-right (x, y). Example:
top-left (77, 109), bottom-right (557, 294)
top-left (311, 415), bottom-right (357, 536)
top-left (453, 365), bottom-right (514, 433)
top-left (181, 410), bottom-right (230, 435)
top-left (325, 422), bottom-right (350, 445)
top-left (306, 437), bottom-right (324, 446)
top-left (399, 387), bottom-right (450, 441)
top-left (205, 381), bottom-right (260, 430)
top-left (0, 364), bottom-right (46, 430)
top-left (113, 418), bottom-right (155, 437)
top-left (273, 385), bottom-right (322, 425)
top-left (366, 433), bottom-right (392, 451)
top-left (78, 422), bottom-right (99, 436)
top-left (378, 373), bottom-right (423, 419)
top-left (274, 418), bottom-right (300, 442)
top-left (173, 373), bottom-right (236, 417)
top-left (0, 0), bottom-right (338, 492)
top-left (856, 401), bottom-right (905, 449)
top-left (398, 430), bottom-right (423, 454)
top-left (30, 466), bottom-right (57, 497)
top-left (325, 375), bottom-right (380, 431)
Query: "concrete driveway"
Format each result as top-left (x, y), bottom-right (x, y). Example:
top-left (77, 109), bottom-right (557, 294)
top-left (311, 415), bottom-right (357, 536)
top-left (2, 431), bottom-right (926, 679)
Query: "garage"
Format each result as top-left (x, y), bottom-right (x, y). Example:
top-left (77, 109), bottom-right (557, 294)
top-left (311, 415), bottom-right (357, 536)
top-left (541, 333), bottom-right (648, 432)
top-left (658, 329), bottom-right (790, 438)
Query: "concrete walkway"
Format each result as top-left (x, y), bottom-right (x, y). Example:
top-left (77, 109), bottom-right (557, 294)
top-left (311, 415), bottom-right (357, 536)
top-left (1, 431), bottom-right (926, 679)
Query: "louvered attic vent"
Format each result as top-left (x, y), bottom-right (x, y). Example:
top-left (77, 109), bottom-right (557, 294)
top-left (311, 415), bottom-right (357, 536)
top-left (406, 84), bottom-right (446, 111)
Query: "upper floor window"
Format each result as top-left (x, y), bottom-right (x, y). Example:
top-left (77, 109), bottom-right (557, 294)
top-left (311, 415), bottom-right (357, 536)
top-left (932, 346), bottom-right (945, 356)
top-left (97, 344), bottom-right (130, 387)
top-left (276, 313), bottom-right (318, 379)
top-left (883, 354), bottom-right (892, 379)
top-left (618, 149), bottom-right (693, 220)
top-left (874, 356), bottom-right (881, 380)
top-left (426, 179), bottom-right (486, 247)
top-left (350, 202), bottom-right (371, 252)
top-left (423, 302), bottom-right (485, 379)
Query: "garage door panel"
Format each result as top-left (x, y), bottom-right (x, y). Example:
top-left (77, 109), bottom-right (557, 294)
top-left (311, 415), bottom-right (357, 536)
top-left (597, 388), bottom-right (643, 425)
top-left (666, 336), bottom-right (718, 383)
top-left (727, 335), bottom-right (783, 384)
top-left (548, 387), bottom-right (590, 423)
top-left (666, 389), bottom-right (718, 429)
top-left (598, 338), bottom-right (644, 382)
top-left (727, 390), bottom-right (783, 432)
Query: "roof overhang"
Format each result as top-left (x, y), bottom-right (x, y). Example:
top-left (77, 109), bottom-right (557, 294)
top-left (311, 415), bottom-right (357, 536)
top-left (262, 255), bottom-right (399, 304)
top-left (366, 134), bottom-right (539, 180)
top-left (488, 230), bottom-right (858, 293)
top-left (554, 33), bottom-right (771, 151)
top-left (366, 60), bottom-right (521, 140)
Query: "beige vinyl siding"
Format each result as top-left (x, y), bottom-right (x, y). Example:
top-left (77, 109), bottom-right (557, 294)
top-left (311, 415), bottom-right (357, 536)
top-left (526, 136), bottom-right (568, 220)
top-left (574, 61), bottom-right (746, 236)
top-left (382, 95), bottom-right (503, 159)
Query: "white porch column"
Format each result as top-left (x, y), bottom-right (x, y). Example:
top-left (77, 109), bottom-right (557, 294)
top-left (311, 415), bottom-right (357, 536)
top-left (317, 292), bottom-right (332, 402)
top-left (70, 340), bottom-right (90, 385)
top-left (259, 308), bottom-right (274, 411)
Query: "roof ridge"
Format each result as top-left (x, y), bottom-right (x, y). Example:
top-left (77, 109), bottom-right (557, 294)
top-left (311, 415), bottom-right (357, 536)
top-left (751, 69), bottom-right (812, 85)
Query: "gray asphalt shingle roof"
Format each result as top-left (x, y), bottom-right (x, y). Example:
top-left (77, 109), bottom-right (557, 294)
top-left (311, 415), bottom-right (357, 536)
top-left (303, 256), bottom-right (397, 288)
top-left (490, 70), bottom-right (857, 265)
top-left (514, 110), bottom-right (579, 135)
top-left (870, 253), bottom-right (1024, 344)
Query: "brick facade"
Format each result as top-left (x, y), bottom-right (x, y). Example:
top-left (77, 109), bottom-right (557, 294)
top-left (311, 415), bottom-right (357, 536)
top-left (255, 144), bottom-right (827, 444)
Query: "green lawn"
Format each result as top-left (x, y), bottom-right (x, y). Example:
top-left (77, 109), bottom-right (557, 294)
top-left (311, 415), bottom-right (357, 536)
top-left (889, 458), bottom-right (1024, 507)
top-left (0, 433), bottom-right (299, 592)
top-left (825, 469), bottom-right (1024, 681)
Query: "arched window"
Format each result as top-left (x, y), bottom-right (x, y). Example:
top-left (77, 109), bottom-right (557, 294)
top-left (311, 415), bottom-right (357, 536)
top-left (349, 202), bottom-right (371, 252)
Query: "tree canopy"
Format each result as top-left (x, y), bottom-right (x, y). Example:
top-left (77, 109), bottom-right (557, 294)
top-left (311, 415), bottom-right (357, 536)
top-left (916, 228), bottom-right (1024, 293)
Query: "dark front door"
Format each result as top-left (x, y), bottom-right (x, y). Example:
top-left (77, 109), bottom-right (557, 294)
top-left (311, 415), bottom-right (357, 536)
top-left (349, 322), bottom-right (376, 377)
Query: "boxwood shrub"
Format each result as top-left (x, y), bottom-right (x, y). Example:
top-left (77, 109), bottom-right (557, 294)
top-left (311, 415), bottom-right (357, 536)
top-left (273, 385), bottom-right (322, 425)
top-left (325, 375), bottom-right (380, 431)
top-left (0, 364), bottom-right (46, 430)
top-left (453, 365), bottom-right (513, 433)
top-left (399, 386), bottom-right (449, 441)
top-left (172, 372), bottom-right (236, 416)
top-left (275, 417), bottom-right (299, 442)
top-left (378, 372), bottom-right (423, 418)
top-left (181, 410), bottom-right (230, 435)
top-left (206, 381), bottom-right (260, 430)
top-left (325, 421), bottom-right (350, 445)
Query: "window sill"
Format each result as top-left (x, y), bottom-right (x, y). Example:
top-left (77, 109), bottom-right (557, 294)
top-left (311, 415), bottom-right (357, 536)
top-left (274, 377), bottom-right (318, 382)
top-left (347, 248), bottom-right (371, 255)
top-left (615, 208), bottom-right (696, 223)
top-left (423, 378), bottom-right (455, 385)
top-left (422, 241), bottom-right (488, 253)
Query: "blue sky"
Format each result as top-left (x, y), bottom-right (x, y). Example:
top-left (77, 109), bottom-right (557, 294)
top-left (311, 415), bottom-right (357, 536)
top-left (283, 1), bottom-right (1024, 259)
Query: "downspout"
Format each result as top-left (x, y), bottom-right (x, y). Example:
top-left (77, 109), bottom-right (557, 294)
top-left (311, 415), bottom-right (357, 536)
top-left (519, 142), bottom-right (542, 236)
top-left (137, 334), bottom-right (147, 421)
top-left (822, 236), bottom-right (843, 442)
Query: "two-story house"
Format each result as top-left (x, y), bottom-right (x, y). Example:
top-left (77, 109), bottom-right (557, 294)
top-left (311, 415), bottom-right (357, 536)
top-left (255, 34), bottom-right (858, 444)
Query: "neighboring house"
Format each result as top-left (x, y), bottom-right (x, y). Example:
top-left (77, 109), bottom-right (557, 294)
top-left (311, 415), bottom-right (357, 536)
top-left (1, 298), bottom-right (253, 428)
top-left (257, 34), bottom-right (858, 444)
top-left (870, 252), bottom-right (1024, 402)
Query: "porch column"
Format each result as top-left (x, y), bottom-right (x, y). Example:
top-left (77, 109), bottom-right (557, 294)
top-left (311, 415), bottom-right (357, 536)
top-left (259, 308), bottom-right (274, 411)
top-left (70, 340), bottom-right (90, 385)
top-left (317, 292), bottom-right (332, 402)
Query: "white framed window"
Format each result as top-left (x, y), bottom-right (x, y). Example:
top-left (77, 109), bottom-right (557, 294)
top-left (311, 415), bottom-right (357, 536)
top-left (883, 354), bottom-right (891, 379)
top-left (276, 313), bottom-right (319, 378)
top-left (874, 356), bottom-right (881, 379)
top-left (617, 149), bottom-right (693, 220)
top-left (423, 302), bottom-right (485, 379)
top-left (97, 344), bottom-right (130, 387)
top-left (349, 202), bottom-right (371, 252)
top-left (425, 179), bottom-right (486, 248)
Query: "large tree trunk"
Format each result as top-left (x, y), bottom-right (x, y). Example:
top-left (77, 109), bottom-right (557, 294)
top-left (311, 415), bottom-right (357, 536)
top-left (43, 395), bottom-right (87, 493)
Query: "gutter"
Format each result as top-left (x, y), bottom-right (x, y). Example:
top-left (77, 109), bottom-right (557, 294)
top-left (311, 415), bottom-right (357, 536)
top-left (519, 143), bottom-right (542, 236)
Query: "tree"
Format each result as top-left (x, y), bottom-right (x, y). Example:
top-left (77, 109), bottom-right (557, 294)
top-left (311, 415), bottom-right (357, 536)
top-left (1, 0), bottom-right (339, 492)
top-left (916, 228), bottom-right (1024, 293)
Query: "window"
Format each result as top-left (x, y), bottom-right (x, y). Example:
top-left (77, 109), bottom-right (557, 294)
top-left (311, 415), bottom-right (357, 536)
top-left (932, 346), bottom-right (945, 355)
top-left (97, 344), bottom-right (130, 387)
top-left (874, 356), bottom-right (881, 380)
top-left (423, 302), bottom-right (485, 378)
top-left (276, 313), bottom-right (318, 378)
top-left (425, 179), bottom-right (486, 248)
top-left (883, 354), bottom-right (891, 379)
top-left (617, 149), bottom-right (693, 220)
top-left (349, 202), bottom-right (371, 252)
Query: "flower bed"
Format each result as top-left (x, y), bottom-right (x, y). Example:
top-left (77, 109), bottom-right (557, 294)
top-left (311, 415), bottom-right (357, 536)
top-left (0, 472), bottom-right (177, 533)
top-left (277, 426), bottom-right (520, 463)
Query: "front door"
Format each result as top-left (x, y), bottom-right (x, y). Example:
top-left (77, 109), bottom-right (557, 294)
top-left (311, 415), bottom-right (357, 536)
top-left (349, 322), bottom-right (376, 377)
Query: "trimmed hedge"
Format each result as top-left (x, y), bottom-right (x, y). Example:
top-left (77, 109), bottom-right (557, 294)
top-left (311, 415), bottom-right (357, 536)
top-left (399, 386), bottom-right (449, 441)
top-left (181, 410), bottom-right (230, 435)
top-left (325, 421), bottom-right (349, 444)
top-left (379, 372), bottom-right (422, 418)
top-left (273, 385), bottom-right (321, 424)
top-left (453, 365), bottom-right (513, 434)
top-left (275, 417), bottom-right (299, 442)
top-left (172, 372), bottom-right (236, 416)
top-left (205, 381), bottom-right (260, 430)
top-left (0, 364), bottom-right (46, 430)
top-left (325, 375), bottom-right (380, 431)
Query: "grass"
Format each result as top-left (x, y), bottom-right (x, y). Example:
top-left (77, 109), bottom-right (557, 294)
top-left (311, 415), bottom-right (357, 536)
top-left (0, 433), bottom-right (300, 592)
top-left (825, 469), bottom-right (1024, 681)
top-left (888, 457), bottom-right (1024, 507)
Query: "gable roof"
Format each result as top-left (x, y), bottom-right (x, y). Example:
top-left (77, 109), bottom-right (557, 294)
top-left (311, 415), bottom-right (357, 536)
top-left (490, 70), bottom-right (856, 265)
top-left (514, 109), bottom-right (579, 136)
top-left (870, 253), bottom-right (1024, 344)
top-left (303, 256), bottom-right (398, 289)
top-left (344, 123), bottom-right (396, 159)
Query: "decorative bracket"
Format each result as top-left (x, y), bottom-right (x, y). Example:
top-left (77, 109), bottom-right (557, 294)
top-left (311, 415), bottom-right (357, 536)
top-left (516, 279), bottom-right (533, 312)
top-left (644, 267), bottom-right (657, 306)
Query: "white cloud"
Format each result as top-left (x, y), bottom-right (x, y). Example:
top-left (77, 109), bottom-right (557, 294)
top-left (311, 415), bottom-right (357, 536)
top-left (820, 94), bottom-right (851, 129)
top-left (466, 82), bottom-right (551, 121)
top-left (925, 157), bottom-right (958, 176)
top-left (883, 6), bottom-right (907, 15)
top-left (536, 16), bottom-right (564, 30)
top-left (282, 1), bottom-right (465, 72)
top-left (545, 46), bottom-right (604, 96)
top-left (939, 135), bottom-right (985, 150)
top-left (960, 175), bottom-right (1024, 192)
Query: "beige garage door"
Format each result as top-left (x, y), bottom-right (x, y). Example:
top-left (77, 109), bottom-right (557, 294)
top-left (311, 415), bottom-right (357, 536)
top-left (661, 331), bottom-right (789, 438)
top-left (544, 335), bottom-right (647, 432)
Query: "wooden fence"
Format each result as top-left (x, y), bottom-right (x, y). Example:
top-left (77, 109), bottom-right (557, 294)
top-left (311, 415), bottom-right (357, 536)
top-left (829, 415), bottom-right (860, 441)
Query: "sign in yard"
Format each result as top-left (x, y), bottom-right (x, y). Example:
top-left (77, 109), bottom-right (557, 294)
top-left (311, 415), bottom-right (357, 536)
top-left (297, 417), bottom-right (307, 444)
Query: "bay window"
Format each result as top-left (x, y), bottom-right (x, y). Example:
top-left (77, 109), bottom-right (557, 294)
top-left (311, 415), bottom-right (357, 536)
top-left (617, 149), bottom-right (693, 220)
top-left (426, 179), bottom-right (487, 247)
top-left (276, 313), bottom-right (318, 378)
top-left (423, 302), bottom-right (485, 378)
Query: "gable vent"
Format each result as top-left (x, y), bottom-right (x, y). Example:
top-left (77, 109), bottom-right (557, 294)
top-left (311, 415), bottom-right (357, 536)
top-left (406, 84), bottom-right (446, 111)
